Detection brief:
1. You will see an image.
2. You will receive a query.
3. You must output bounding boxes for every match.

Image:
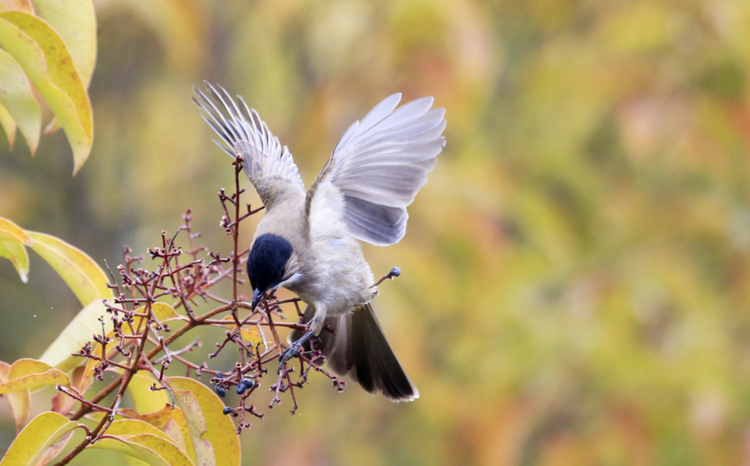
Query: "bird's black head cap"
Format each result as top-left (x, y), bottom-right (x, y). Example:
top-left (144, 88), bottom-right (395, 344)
top-left (247, 234), bottom-right (293, 308)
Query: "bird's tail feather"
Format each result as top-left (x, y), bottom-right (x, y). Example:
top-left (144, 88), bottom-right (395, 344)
top-left (292, 303), bottom-right (419, 402)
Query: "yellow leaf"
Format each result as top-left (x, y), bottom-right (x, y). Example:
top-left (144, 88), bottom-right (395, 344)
top-left (90, 429), bottom-right (194, 466)
top-left (0, 217), bottom-right (31, 244)
top-left (0, 240), bottom-right (29, 283)
top-left (0, 47), bottom-right (40, 154)
top-left (0, 101), bottom-right (16, 149)
top-left (0, 361), bottom-right (29, 433)
top-left (119, 406), bottom-right (194, 464)
top-left (38, 300), bottom-right (113, 371)
top-left (129, 373), bottom-right (170, 415)
top-left (0, 412), bottom-right (78, 466)
top-left (167, 376), bottom-right (240, 466)
top-left (0, 358), bottom-right (71, 394)
top-left (88, 436), bottom-right (171, 466)
top-left (26, 230), bottom-right (112, 307)
top-left (33, 430), bottom-right (74, 466)
top-left (0, 11), bottom-right (93, 173)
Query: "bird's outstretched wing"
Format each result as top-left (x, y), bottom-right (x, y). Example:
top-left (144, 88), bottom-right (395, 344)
top-left (193, 82), bottom-right (306, 208)
top-left (308, 93), bottom-right (446, 245)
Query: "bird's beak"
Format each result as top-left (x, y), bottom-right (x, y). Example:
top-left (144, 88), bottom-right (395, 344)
top-left (251, 289), bottom-right (263, 311)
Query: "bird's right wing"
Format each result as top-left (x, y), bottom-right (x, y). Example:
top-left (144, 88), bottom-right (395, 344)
top-left (193, 83), bottom-right (306, 208)
top-left (308, 93), bottom-right (446, 245)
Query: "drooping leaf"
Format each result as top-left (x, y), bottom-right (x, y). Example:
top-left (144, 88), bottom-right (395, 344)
top-left (26, 230), bottom-right (112, 307)
top-left (0, 361), bottom-right (29, 433)
top-left (167, 376), bottom-right (240, 466)
top-left (0, 412), bottom-right (78, 466)
top-left (0, 240), bottom-right (30, 283)
top-left (0, 217), bottom-right (31, 244)
top-left (0, 216), bottom-right (31, 283)
top-left (0, 47), bottom-right (40, 154)
top-left (0, 101), bottom-right (17, 149)
top-left (0, 11), bottom-right (93, 173)
top-left (33, 0), bottom-right (97, 135)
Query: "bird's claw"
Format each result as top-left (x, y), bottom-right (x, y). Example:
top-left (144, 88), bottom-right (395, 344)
top-left (278, 341), bottom-right (302, 374)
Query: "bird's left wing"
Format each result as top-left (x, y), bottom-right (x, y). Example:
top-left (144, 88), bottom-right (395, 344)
top-left (194, 82), bottom-right (306, 208)
top-left (307, 93), bottom-right (446, 245)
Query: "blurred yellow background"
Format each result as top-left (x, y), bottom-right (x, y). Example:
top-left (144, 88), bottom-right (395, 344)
top-left (3, 0), bottom-right (750, 464)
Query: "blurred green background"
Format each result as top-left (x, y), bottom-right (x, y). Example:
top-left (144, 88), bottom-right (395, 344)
top-left (3, 0), bottom-right (750, 464)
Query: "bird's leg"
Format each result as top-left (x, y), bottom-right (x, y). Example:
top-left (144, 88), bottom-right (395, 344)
top-left (278, 329), bottom-right (315, 373)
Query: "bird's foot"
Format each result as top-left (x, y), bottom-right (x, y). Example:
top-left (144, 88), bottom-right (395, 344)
top-left (278, 340), bottom-right (303, 374)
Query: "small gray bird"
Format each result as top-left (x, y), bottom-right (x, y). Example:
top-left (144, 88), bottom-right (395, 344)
top-left (194, 83), bottom-right (445, 402)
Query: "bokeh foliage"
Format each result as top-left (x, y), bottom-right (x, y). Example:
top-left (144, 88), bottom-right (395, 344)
top-left (2, 0), bottom-right (750, 464)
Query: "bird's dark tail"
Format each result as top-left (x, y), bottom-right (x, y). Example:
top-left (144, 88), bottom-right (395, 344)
top-left (292, 303), bottom-right (419, 402)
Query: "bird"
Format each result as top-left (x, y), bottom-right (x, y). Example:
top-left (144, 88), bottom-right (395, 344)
top-left (193, 82), bottom-right (446, 402)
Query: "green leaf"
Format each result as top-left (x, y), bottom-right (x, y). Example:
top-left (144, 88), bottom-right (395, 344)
top-left (0, 361), bottom-right (30, 433)
top-left (38, 300), bottom-right (113, 372)
top-left (26, 230), bottom-right (112, 307)
top-left (0, 411), bottom-right (78, 466)
top-left (0, 11), bottom-right (93, 173)
top-left (167, 377), bottom-right (241, 466)
top-left (0, 47), bottom-right (41, 154)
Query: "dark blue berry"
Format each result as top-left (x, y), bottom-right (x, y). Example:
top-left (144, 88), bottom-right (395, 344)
top-left (222, 407), bottom-right (233, 415)
top-left (215, 387), bottom-right (226, 398)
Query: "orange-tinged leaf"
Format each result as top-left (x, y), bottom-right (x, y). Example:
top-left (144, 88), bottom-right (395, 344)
top-left (0, 412), bottom-right (78, 466)
top-left (0, 0), bottom-right (33, 13)
top-left (0, 359), bottom-right (71, 394)
top-left (26, 230), bottom-right (112, 306)
top-left (39, 300), bottom-right (112, 372)
top-left (51, 365), bottom-right (84, 415)
top-left (167, 376), bottom-right (240, 466)
top-left (0, 47), bottom-right (40, 154)
top-left (0, 361), bottom-right (29, 433)
top-left (0, 11), bottom-right (93, 173)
